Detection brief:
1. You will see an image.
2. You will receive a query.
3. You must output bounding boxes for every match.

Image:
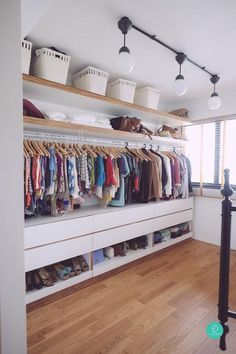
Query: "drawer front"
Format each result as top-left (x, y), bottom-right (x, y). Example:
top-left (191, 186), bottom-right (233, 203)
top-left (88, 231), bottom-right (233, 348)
top-left (155, 198), bottom-right (193, 217)
top-left (25, 234), bottom-right (92, 272)
top-left (25, 216), bottom-right (92, 249)
top-left (93, 209), bottom-right (193, 250)
top-left (93, 204), bottom-right (155, 232)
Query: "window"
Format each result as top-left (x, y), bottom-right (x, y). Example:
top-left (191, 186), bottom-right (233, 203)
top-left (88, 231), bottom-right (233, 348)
top-left (186, 119), bottom-right (235, 189)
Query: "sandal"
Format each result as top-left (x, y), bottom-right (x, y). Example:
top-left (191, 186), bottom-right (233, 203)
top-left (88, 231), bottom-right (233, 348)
top-left (78, 256), bottom-right (89, 272)
top-left (38, 267), bottom-right (56, 286)
top-left (64, 265), bottom-right (75, 277)
top-left (70, 257), bottom-right (82, 275)
top-left (54, 263), bottom-right (70, 280)
top-left (32, 270), bottom-right (43, 289)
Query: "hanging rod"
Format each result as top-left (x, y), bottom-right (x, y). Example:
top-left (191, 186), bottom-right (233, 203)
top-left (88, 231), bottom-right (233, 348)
top-left (119, 16), bottom-right (215, 77)
top-left (23, 131), bottom-right (184, 151)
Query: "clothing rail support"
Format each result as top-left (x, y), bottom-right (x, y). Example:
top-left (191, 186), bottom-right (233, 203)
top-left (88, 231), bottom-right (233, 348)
top-left (218, 169), bottom-right (234, 351)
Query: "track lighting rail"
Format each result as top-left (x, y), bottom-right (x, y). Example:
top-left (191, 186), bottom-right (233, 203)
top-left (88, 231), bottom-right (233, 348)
top-left (120, 16), bottom-right (215, 77)
top-left (118, 16), bottom-right (222, 109)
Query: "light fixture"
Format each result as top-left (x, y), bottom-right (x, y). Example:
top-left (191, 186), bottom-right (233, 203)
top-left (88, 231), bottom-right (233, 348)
top-left (117, 17), bottom-right (134, 73)
top-left (208, 75), bottom-right (221, 110)
top-left (174, 53), bottom-right (187, 96)
top-left (117, 16), bottom-right (222, 109)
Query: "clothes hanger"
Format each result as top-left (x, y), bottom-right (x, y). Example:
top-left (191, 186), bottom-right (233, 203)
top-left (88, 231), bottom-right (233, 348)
top-left (83, 144), bottom-right (97, 158)
top-left (32, 140), bottom-right (44, 156)
top-left (40, 141), bottom-right (50, 157)
top-left (24, 140), bottom-right (34, 156)
top-left (23, 144), bottom-right (28, 158)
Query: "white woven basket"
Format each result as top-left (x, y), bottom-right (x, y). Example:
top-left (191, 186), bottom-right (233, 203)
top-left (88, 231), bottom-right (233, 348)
top-left (106, 79), bottom-right (136, 103)
top-left (134, 87), bottom-right (160, 109)
top-left (73, 66), bottom-right (109, 95)
top-left (22, 40), bottom-right (32, 74)
top-left (32, 48), bottom-right (71, 84)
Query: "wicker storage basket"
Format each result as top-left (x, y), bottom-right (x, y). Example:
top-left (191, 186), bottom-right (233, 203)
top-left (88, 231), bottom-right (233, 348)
top-left (134, 87), bottom-right (160, 109)
top-left (73, 66), bottom-right (109, 95)
top-left (22, 40), bottom-right (32, 74)
top-left (32, 48), bottom-right (71, 84)
top-left (106, 79), bottom-right (136, 103)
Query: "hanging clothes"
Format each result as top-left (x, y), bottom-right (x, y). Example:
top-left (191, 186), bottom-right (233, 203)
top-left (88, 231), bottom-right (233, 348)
top-left (23, 140), bottom-right (193, 217)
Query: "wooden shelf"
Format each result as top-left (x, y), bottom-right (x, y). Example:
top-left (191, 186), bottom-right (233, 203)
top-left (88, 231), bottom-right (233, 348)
top-left (23, 116), bottom-right (187, 146)
top-left (23, 74), bottom-right (190, 127)
top-left (25, 270), bottom-right (92, 304)
top-left (93, 232), bottom-right (193, 276)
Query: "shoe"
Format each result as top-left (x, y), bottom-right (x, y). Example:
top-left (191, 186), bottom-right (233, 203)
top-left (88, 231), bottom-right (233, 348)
top-left (32, 270), bottom-right (43, 289)
top-left (54, 263), bottom-right (70, 280)
top-left (77, 256), bottom-right (89, 272)
top-left (26, 272), bottom-right (34, 291)
top-left (38, 267), bottom-right (57, 286)
top-left (70, 257), bottom-right (82, 275)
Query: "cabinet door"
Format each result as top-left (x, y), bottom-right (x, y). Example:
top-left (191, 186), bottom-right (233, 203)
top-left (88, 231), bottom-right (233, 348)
top-left (25, 216), bottom-right (92, 249)
top-left (155, 198), bottom-right (193, 217)
top-left (25, 234), bottom-right (92, 272)
top-left (93, 204), bottom-right (155, 232)
top-left (93, 209), bottom-right (193, 250)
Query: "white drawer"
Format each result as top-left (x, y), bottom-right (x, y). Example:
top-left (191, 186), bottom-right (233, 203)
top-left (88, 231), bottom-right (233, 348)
top-left (93, 209), bottom-right (193, 250)
top-left (24, 216), bottom-right (92, 249)
top-left (93, 204), bottom-right (155, 232)
top-left (25, 234), bottom-right (92, 272)
top-left (155, 198), bottom-right (193, 217)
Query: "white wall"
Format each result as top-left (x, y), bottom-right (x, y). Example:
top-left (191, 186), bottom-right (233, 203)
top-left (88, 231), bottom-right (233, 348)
top-left (0, 1), bottom-right (27, 353)
top-left (21, 0), bottom-right (56, 39)
top-left (193, 196), bottom-right (236, 250)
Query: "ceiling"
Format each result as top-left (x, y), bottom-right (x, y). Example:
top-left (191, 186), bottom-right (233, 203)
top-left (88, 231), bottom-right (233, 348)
top-left (26, 0), bottom-right (236, 108)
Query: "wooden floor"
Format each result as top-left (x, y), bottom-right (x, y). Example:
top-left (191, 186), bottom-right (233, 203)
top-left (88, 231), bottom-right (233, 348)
top-left (27, 240), bottom-right (236, 354)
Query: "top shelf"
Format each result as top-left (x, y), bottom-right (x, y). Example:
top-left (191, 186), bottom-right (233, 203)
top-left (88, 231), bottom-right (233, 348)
top-left (23, 74), bottom-right (190, 127)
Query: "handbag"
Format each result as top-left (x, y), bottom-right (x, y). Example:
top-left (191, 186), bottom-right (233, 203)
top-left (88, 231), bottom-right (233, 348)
top-left (23, 99), bottom-right (45, 119)
top-left (110, 116), bottom-right (141, 133)
top-left (110, 116), bottom-right (154, 138)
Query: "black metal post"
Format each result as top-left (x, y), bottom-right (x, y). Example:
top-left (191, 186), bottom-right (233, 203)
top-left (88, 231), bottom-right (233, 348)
top-left (218, 169), bottom-right (234, 350)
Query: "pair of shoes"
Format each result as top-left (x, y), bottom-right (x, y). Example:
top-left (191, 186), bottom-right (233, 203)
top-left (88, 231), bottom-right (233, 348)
top-left (38, 267), bottom-right (57, 286)
top-left (54, 263), bottom-right (70, 280)
top-left (63, 259), bottom-right (79, 276)
top-left (112, 243), bottom-right (126, 256)
top-left (77, 256), bottom-right (89, 272)
top-left (26, 270), bottom-right (43, 290)
top-left (128, 240), bottom-right (138, 250)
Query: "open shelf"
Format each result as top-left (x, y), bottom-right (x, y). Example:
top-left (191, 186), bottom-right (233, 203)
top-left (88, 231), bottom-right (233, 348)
top-left (23, 74), bottom-right (190, 126)
top-left (93, 232), bottom-right (193, 276)
top-left (25, 270), bottom-right (92, 304)
top-left (23, 116), bottom-right (187, 146)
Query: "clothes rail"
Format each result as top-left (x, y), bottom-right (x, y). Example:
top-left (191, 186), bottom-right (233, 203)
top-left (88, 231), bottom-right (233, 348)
top-left (23, 131), bottom-right (184, 152)
top-left (218, 169), bottom-right (236, 351)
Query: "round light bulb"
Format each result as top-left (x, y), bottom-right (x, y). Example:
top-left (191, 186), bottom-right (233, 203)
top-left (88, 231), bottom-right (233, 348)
top-left (174, 74), bottom-right (188, 96)
top-left (117, 50), bottom-right (134, 73)
top-left (208, 93), bottom-right (222, 110)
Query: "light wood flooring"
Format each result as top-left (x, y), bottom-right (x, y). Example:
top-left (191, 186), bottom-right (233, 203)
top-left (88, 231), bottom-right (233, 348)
top-left (27, 240), bottom-right (236, 354)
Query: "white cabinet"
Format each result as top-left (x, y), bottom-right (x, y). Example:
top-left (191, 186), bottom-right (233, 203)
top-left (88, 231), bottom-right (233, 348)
top-left (93, 209), bottom-right (192, 250)
top-left (155, 198), bottom-right (193, 217)
top-left (25, 234), bottom-right (92, 272)
top-left (25, 198), bottom-right (194, 303)
top-left (93, 204), bottom-right (155, 232)
top-left (25, 215), bottom-right (92, 249)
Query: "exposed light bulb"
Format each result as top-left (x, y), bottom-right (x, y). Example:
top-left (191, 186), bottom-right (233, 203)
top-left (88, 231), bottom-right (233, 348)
top-left (208, 92), bottom-right (221, 110)
top-left (117, 47), bottom-right (134, 73)
top-left (174, 74), bottom-right (188, 96)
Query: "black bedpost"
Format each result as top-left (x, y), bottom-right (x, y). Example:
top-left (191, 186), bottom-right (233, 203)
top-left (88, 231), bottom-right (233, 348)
top-left (218, 169), bottom-right (234, 350)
